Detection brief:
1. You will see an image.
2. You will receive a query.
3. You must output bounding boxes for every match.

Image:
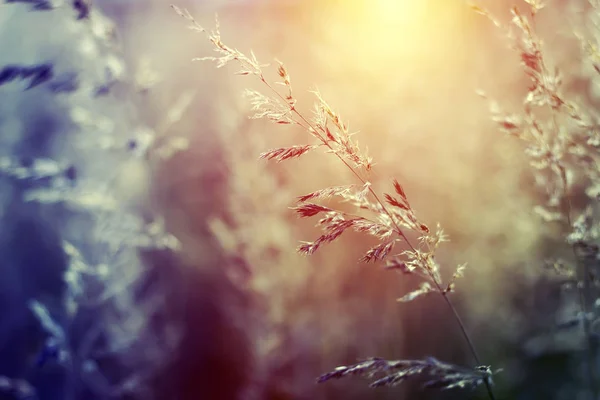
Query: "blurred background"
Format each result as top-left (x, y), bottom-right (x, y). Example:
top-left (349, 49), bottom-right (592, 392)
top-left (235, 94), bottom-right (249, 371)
top-left (0, 0), bottom-right (598, 399)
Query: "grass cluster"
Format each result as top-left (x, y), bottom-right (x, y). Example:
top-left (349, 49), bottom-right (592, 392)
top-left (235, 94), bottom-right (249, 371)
top-left (0, 2), bottom-right (186, 399)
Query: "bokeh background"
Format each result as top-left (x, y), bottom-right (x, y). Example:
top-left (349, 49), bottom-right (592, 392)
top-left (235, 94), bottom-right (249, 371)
top-left (1, 0), bottom-right (598, 399)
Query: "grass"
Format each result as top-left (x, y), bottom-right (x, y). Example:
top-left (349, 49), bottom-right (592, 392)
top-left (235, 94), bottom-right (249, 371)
top-left (0, 2), bottom-right (185, 399)
top-left (173, 0), bottom-right (600, 399)
top-left (474, 1), bottom-right (600, 398)
top-left (5, 0), bottom-right (600, 399)
top-left (172, 4), bottom-right (500, 399)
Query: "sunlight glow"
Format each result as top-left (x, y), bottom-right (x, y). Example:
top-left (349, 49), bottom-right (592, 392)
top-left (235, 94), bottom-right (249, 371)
top-left (313, 0), bottom-right (471, 82)
top-left (370, 0), bottom-right (428, 30)
top-left (342, 0), bottom-right (463, 51)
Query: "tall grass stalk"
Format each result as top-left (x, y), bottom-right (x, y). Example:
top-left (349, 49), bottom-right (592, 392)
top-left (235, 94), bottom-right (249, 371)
top-left (473, 1), bottom-right (600, 397)
top-left (172, 4), bottom-right (497, 398)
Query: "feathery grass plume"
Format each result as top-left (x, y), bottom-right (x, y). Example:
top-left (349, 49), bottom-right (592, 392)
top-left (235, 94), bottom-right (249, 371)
top-left (173, 5), bottom-right (496, 399)
top-left (317, 356), bottom-right (495, 391)
top-left (4, 0), bottom-right (53, 11)
top-left (260, 144), bottom-right (318, 162)
top-left (472, 1), bottom-right (600, 398)
top-left (0, 63), bottom-right (53, 90)
top-left (4, 0), bottom-right (90, 19)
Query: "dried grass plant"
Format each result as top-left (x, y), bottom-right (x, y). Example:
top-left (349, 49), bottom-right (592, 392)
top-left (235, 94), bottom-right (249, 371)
top-left (172, 4), bottom-right (498, 399)
top-left (472, 1), bottom-right (600, 398)
top-left (169, 0), bottom-right (600, 398)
